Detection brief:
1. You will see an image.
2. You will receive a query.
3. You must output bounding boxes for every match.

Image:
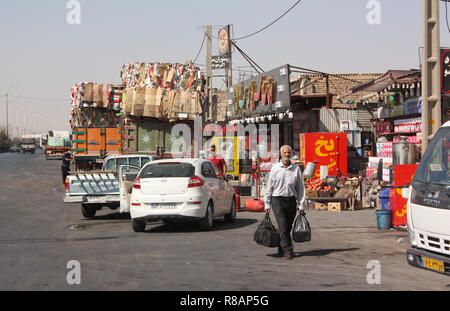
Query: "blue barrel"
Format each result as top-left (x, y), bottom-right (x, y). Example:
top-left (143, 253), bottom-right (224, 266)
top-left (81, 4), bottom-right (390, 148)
top-left (376, 210), bottom-right (392, 230)
top-left (379, 189), bottom-right (390, 210)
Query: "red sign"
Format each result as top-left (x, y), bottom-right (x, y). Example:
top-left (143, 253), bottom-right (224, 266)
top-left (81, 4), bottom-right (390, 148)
top-left (299, 133), bottom-right (348, 177)
top-left (390, 164), bottom-right (418, 228)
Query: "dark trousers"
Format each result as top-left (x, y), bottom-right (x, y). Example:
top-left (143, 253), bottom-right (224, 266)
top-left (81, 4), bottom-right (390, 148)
top-left (272, 196), bottom-right (297, 254)
top-left (61, 165), bottom-right (69, 184)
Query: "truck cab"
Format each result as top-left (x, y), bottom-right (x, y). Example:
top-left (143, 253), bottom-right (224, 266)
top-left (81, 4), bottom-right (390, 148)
top-left (20, 138), bottom-right (36, 154)
top-left (405, 121), bottom-right (450, 275)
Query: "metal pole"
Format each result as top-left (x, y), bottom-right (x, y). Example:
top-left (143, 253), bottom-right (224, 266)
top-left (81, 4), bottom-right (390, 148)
top-left (206, 25), bottom-right (213, 122)
top-left (421, 0), bottom-right (442, 152)
top-left (5, 93), bottom-right (8, 137)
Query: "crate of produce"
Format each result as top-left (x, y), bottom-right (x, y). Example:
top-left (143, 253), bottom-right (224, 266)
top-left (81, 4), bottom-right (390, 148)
top-left (318, 191), bottom-right (332, 197)
top-left (306, 190), bottom-right (319, 198)
top-left (328, 201), bottom-right (346, 212)
top-left (315, 202), bottom-right (328, 211)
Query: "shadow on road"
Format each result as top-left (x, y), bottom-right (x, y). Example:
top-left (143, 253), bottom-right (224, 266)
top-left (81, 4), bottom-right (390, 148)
top-left (266, 248), bottom-right (360, 258)
top-left (145, 218), bottom-right (258, 233)
top-left (87, 212), bottom-right (131, 221)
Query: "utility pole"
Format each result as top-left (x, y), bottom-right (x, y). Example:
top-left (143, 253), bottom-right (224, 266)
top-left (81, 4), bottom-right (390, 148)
top-left (5, 93), bottom-right (8, 137)
top-left (421, 0), bottom-right (442, 152)
top-left (206, 25), bottom-right (213, 122)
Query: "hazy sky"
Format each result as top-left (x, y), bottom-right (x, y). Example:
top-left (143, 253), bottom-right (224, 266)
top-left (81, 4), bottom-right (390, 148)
top-left (1, 0), bottom-right (449, 135)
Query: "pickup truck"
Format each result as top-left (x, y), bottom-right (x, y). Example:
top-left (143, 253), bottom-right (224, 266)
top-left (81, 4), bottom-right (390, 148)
top-left (63, 154), bottom-right (155, 218)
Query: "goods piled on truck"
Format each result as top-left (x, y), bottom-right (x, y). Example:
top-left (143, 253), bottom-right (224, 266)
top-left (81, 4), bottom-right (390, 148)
top-left (69, 83), bottom-right (124, 170)
top-left (120, 62), bottom-right (205, 120)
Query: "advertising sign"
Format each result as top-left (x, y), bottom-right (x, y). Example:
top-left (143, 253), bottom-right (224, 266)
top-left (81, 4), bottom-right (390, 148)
top-left (227, 64), bottom-right (291, 119)
top-left (299, 132), bottom-right (348, 177)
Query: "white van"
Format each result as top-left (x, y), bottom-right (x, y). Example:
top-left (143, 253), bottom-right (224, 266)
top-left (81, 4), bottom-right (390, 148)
top-left (405, 121), bottom-right (450, 275)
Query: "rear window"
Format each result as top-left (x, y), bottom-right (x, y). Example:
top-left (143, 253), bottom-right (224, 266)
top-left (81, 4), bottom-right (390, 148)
top-left (139, 163), bottom-right (195, 178)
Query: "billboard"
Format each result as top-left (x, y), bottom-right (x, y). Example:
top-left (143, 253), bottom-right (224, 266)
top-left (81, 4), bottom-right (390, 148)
top-left (226, 64), bottom-right (291, 119)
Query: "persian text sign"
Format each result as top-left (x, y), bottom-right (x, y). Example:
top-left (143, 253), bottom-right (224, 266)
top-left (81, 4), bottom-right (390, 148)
top-left (227, 64), bottom-right (291, 118)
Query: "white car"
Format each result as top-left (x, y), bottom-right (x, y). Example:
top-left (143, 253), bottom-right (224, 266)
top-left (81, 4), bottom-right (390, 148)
top-left (129, 158), bottom-right (237, 232)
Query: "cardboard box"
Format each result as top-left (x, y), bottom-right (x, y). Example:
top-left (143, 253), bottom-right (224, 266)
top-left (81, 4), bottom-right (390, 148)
top-left (314, 202), bottom-right (328, 210)
top-left (328, 201), bottom-right (346, 212)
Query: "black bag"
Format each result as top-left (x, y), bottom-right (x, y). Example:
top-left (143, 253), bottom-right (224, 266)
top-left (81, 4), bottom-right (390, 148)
top-left (292, 213), bottom-right (311, 243)
top-left (254, 213), bottom-right (280, 248)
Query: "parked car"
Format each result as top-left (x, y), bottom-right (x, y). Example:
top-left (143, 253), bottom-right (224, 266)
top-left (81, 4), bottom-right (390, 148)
top-left (10, 146), bottom-right (20, 153)
top-left (127, 158), bottom-right (237, 232)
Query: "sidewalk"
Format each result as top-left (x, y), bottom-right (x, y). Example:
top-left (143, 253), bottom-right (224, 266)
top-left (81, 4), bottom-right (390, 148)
top-left (238, 195), bottom-right (380, 229)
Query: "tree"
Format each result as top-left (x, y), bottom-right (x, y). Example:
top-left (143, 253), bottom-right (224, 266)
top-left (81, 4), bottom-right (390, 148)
top-left (0, 128), bottom-right (11, 152)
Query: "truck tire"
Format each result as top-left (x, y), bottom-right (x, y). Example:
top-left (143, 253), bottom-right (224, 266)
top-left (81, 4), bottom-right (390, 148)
top-left (199, 202), bottom-right (214, 231)
top-left (81, 204), bottom-right (96, 219)
top-left (132, 219), bottom-right (146, 232)
top-left (224, 197), bottom-right (236, 223)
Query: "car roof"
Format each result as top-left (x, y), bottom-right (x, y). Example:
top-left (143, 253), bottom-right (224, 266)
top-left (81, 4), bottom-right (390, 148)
top-left (145, 158), bottom-right (203, 165)
top-left (104, 154), bottom-right (154, 160)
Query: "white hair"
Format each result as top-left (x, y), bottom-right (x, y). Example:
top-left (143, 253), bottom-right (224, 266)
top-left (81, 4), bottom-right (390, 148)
top-left (280, 145), bottom-right (292, 153)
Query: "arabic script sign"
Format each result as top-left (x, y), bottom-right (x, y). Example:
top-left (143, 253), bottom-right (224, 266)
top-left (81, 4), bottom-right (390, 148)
top-left (441, 49), bottom-right (450, 94)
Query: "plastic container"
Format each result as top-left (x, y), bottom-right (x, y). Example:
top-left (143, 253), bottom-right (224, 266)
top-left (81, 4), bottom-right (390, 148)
top-left (379, 188), bottom-right (390, 210)
top-left (244, 198), bottom-right (265, 212)
top-left (376, 210), bottom-right (392, 230)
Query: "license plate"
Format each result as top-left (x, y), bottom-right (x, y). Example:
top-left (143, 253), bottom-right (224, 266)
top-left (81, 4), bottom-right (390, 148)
top-left (422, 256), bottom-right (445, 273)
top-left (96, 159), bottom-right (104, 163)
top-left (85, 196), bottom-right (104, 202)
top-left (149, 203), bottom-right (177, 209)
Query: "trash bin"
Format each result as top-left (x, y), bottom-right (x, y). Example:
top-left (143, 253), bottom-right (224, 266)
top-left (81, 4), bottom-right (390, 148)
top-left (379, 188), bottom-right (390, 210)
top-left (376, 210), bottom-right (392, 230)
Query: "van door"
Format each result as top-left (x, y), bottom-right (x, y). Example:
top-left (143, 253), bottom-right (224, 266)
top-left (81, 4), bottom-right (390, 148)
top-left (118, 164), bottom-right (141, 213)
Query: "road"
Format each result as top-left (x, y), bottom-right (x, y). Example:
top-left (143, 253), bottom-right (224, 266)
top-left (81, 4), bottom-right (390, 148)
top-left (0, 149), bottom-right (448, 291)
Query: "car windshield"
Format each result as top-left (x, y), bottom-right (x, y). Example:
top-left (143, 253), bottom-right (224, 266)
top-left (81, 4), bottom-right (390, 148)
top-left (413, 126), bottom-right (450, 186)
top-left (103, 159), bottom-right (116, 171)
top-left (139, 163), bottom-right (195, 179)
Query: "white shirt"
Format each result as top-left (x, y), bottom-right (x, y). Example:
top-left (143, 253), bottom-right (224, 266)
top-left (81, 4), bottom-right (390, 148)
top-left (264, 161), bottom-right (306, 211)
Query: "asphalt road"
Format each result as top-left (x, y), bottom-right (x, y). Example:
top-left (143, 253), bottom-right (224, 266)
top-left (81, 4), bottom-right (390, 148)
top-left (0, 149), bottom-right (449, 291)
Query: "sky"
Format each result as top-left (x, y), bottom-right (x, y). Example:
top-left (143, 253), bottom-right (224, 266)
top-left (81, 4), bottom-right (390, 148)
top-left (0, 0), bottom-right (449, 135)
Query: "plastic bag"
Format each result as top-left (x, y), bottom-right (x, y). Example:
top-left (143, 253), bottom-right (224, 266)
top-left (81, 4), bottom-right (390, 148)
top-left (292, 212), bottom-right (311, 243)
top-left (254, 213), bottom-right (280, 248)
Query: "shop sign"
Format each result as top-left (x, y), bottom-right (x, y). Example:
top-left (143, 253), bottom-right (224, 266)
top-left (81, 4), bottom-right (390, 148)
top-left (441, 49), bottom-right (450, 94)
top-left (212, 56), bottom-right (230, 69)
top-left (227, 64), bottom-right (291, 118)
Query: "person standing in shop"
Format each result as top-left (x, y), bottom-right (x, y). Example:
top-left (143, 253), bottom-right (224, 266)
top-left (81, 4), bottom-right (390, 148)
top-left (208, 144), bottom-right (227, 176)
top-left (264, 145), bottom-right (306, 259)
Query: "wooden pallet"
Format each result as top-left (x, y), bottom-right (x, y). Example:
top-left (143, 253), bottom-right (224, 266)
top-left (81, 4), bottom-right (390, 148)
top-left (328, 201), bottom-right (346, 212)
top-left (315, 202), bottom-right (328, 211)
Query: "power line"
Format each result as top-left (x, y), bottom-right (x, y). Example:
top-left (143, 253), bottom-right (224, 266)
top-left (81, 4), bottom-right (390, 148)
top-left (192, 33), bottom-right (207, 64)
top-left (445, 1), bottom-right (450, 36)
top-left (234, 0), bottom-right (303, 41)
top-left (9, 94), bottom-right (70, 101)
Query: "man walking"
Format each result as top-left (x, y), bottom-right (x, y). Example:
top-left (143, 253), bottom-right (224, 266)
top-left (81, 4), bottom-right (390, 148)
top-left (208, 144), bottom-right (227, 176)
top-left (61, 151), bottom-right (72, 185)
top-left (264, 145), bottom-right (306, 259)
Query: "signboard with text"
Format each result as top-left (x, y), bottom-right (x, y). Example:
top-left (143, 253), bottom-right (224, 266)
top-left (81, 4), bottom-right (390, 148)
top-left (226, 64), bottom-right (291, 119)
top-left (441, 49), bottom-right (450, 94)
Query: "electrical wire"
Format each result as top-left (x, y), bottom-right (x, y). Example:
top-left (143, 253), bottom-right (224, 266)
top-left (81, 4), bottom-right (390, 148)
top-left (233, 0), bottom-right (303, 41)
top-left (9, 94), bottom-right (70, 101)
top-left (445, 1), bottom-right (450, 36)
top-left (192, 33), bottom-right (207, 64)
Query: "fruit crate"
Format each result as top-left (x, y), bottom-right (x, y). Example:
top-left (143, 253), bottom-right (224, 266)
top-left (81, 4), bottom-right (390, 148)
top-left (314, 202), bottom-right (328, 211)
top-left (306, 190), bottom-right (319, 198)
top-left (328, 201), bottom-right (347, 212)
top-left (318, 190), bottom-right (334, 198)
